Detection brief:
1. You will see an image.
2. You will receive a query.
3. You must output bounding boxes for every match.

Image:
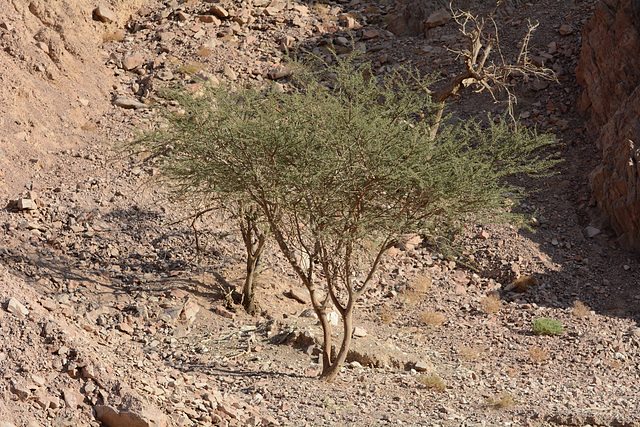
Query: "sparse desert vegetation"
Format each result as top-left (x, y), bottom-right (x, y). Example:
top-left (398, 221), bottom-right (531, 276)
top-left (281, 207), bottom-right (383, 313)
top-left (1, 0), bottom-right (640, 426)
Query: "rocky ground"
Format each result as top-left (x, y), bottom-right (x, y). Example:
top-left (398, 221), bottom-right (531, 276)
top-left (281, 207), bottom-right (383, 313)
top-left (1, 0), bottom-right (640, 426)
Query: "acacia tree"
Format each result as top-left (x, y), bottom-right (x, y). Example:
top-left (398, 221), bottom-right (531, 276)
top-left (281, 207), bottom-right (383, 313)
top-left (132, 100), bottom-right (268, 315)
top-left (132, 50), bottom-right (558, 381)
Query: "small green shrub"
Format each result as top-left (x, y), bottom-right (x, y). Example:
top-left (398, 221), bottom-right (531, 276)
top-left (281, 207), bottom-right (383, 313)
top-left (532, 318), bottom-right (564, 336)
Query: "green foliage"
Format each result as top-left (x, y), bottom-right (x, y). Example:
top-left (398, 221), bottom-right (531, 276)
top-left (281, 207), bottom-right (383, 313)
top-left (532, 318), bottom-right (564, 336)
top-left (130, 51), bottom-right (559, 381)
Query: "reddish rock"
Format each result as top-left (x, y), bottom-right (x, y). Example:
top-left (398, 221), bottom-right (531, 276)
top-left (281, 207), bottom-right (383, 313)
top-left (95, 405), bottom-right (167, 427)
top-left (424, 9), bottom-right (451, 29)
top-left (576, 0), bottom-right (640, 127)
top-left (576, 0), bottom-right (640, 250)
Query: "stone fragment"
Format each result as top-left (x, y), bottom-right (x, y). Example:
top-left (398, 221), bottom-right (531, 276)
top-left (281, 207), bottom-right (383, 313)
top-left (197, 15), bottom-right (221, 25)
top-left (292, 5), bottom-right (309, 14)
top-left (118, 322), bottom-right (134, 335)
top-left (361, 29), bottom-right (379, 40)
top-left (93, 5), bottom-right (116, 23)
top-left (113, 97), bottom-right (147, 109)
top-left (95, 405), bottom-right (168, 427)
top-left (11, 381), bottom-right (30, 400)
top-left (175, 11), bottom-right (189, 21)
top-left (267, 65), bottom-right (292, 80)
top-left (558, 24), bottom-right (573, 35)
top-left (396, 233), bottom-right (422, 251)
top-left (223, 64), bottom-right (238, 80)
top-left (286, 288), bottom-right (309, 304)
top-left (352, 327), bottom-right (367, 338)
top-left (210, 5), bottom-right (229, 19)
top-left (451, 270), bottom-right (468, 285)
top-left (7, 298), bottom-right (29, 318)
top-left (585, 226), bottom-right (601, 238)
top-left (327, 311), bottom-right (339, 326)
top-left (425, 9), bottom-right (451, 29)
top-left (180, 299), bottom-right (200, 324)
top-left (414, 360), bottom-right (433, 372)
top-left (122, 53), bottom-right (144, 71)
top-left (213, 305), bottom-right (234, 319)
top-left (16, 198), bottom-right (36, 210)
top-left (217, 402), bottom-right (237, 418)
top-left (454, 284), bottom-right (466, 296)
top-left (477, 230), bottom-right (490, 240)
top-left (63, 387), bottom-right (84, 409)
top-left (280, 35), bottom-right (296, 50)
top-left (31, 375), bottom-right (46, 387)
top-left (334, 36), bottom-right (349, 47)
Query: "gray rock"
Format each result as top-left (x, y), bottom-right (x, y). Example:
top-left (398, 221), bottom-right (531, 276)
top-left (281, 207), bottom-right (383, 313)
top-left (585, 226), bottom-right (601, 238)
top-left (414, 360), bottom-right (433, 372)
top-left (93, 5), bottom-right (116, 23)
top-left (425, 9), bottom-right (451, 29)
top-left (95, 405), bottom-right (168, 427)
top-left (122, 53), bottom-right (144, 71)
top-left (210, 5), bottom-right (229, 19)
top-left (113, 97), bottom-right (147, 109)
top-left (352, 326), bottom-right (367, 338)
top-left (6, 298), bottom-right (29, 318)
top-left (267, 65), bottom-right (292, 80)
top-left (286, 288), bottom-right (309, 304)
top-left (17, 198), bottom-right (36, 210)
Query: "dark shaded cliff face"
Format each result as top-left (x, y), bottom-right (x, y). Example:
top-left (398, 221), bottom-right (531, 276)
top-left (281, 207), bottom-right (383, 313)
top-left (576, 0), bottom-right (640, 250)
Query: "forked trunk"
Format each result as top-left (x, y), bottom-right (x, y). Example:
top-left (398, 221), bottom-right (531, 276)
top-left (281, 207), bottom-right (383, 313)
top-left (319, 306), bottom-right (353, 382)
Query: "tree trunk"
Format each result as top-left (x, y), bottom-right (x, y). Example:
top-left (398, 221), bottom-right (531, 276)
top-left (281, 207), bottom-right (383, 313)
top-left (319, 303), bottom-right (353, 382)
top-left (240, 214), bottom-right (267, 316)
top-left (242, 255), bottom-right (259, 315)
top-left (316, 308), bottom-right (333, 373)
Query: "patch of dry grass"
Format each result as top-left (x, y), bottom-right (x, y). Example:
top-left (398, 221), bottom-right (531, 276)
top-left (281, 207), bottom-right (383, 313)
top-left (419, 310), bottom-right (445, 327)
top-left (195, 46), bottom-right (212, 57)
top-left (487, 393), bottom-right (517, 408)
top-left (176, 62), bottom-right (206, 75)
top-left (412, 273), bottom-right (432, 293)
top-left (528, 346), bottom-right (549, 364)
top-left (417, 374), bottom-right (446, 392)
top-left (378, 305), bottom-right (395, 324)
top-left (572, 300), bottom-right (590, 318)
top-left (102, 30), bottom-right (125, 43)
top-left (480, 294), bottom-right (501, 314)
top-left (458, 345), bottom-right (485, 361)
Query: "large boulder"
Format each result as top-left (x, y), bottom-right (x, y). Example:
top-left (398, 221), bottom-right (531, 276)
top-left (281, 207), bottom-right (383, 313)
top-left (576, 0), bottom-right (640, 250)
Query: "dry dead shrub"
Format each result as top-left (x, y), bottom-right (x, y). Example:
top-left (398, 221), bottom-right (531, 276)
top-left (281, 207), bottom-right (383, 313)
top-left (196, 46), bottom-right (212, 57)
top-left (419, 310), bottom-right (446, 327)
top-left (412, 273), bottom-right (432, 293)
top-left (417, 374), bottom-right (446, 392)
top-left (176, 62), bottom-right (206, 75)
top-left (572, 300), bottom-right (590, 318)
top-left (487, 393), bottom-right (517, 408)
top-left (378, 305), bottom-right (395, 324)
top-left (401, 289), bottom-right (423, 307)
top-left (458, 345), bottom-right (485, 361)
top-left (528, 346), bottom-right (549, 364)
top-left (480, 294), bottom-right (501, 314)
top-left (312, 3), bottom-right (329, 15)
top-left (512, 275), bottom-right (536, 293)
top-left (102, 30), bottom-right (124, 43)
